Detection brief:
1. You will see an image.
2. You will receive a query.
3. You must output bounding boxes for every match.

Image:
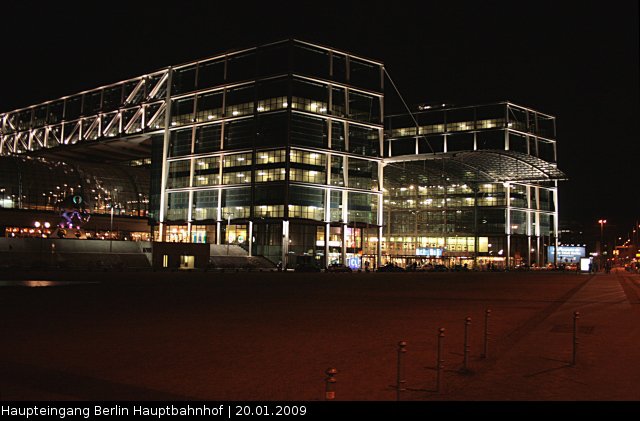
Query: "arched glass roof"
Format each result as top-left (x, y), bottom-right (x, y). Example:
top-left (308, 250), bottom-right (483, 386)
top-left (384, 149), bottom-right (566, 187)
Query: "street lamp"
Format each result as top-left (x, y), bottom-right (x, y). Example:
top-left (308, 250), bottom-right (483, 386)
top-left (598, 219), bottom-right (607, 269)
top-left (226, 212), bottom-right (234, 255)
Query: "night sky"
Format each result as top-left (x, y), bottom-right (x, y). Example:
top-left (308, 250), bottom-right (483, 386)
top-left (1, 1), bottom-right (637, 238)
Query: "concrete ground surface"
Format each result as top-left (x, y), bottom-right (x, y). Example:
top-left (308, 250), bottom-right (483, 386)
top-left (0, 268), bottom-right (638, 401)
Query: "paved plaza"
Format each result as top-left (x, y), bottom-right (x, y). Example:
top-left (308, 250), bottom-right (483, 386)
top-left (0, 269), bottom-right (638, 400)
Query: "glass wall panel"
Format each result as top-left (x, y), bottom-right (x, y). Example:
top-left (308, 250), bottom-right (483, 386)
top-left (171, 96), bottom-right (195, 126)
top-left (222, 187), bottom-right (251, 219)
top-left (254, 184), bottom-right (286, 205)
top-left (291, 79), bottom-right (328, 114)
top-left (166, 191), bottom-right (189, 221)
top-left (167, 160), bottom-right (191, 189)
top-left (288, 185), bottom-right (324, 221)
top-left (82, 92), bottom-right (101, 116)
top-left (332, 53), bottom-right (347, 83)
top-left (257, 43), bottom-right (289, 78)
top-left (64, 96), bottom-right (82, 121)
top-left (292, 43), bottom-right (330, 78)
top-left (446, 133), bottom-right (474, 152)
top-left (348, 91), bottom-right (380, 123)
top-left (194, 124), bottom-right (221, 154)
top-left (538, 140), bottom-right (555, 162)
top-left (195, 91), bottom-right (223, 122)
top-left (348, 192), bottom-right (376, 224)
top-left (349, 125), bottom-right (379, 156)
top-left (330, 190), bottom-right (343, 222)
top-left (169, 128), bottom-right (192, 157)
top-left (290, 114), bottom-right (327, 148)
top-left (349, 58), bottom-right (381, 91)
top-left (477, 130), bottom-right (504, 150)
top-left (509, 132), bottom-right (528, 153)
top-left (348, 158), bottom-right (378, 190)
top-left (225, 85), bottom-right (254, 117)
top-left (224, 119), bottom-right (254, 150)
top-left (256, 78), bottom-right (288, 113)
top-left (102, 86), bottom-right (123, 112)
top-left (419, 136), bottom-right (444, 153)
top-left (197, 59), bottom-right (225, 89)
top-left (330, 120), bottom-right (345, 151)
top-left (226, 51), bottom-right (256, 83)
top-left (47, 101), bottom-right (64, 125)
top-left (330, 156), bottom-right (344, 186)
top-left (172, 65), bottom-right (197, 94)
top-left (331, 86), bottom-right (346, 118)
top-left (256, 112), bottom-right (287, 147)
top-left (192, 190), bottom-right (218, 221)
top-left (194, 156), bottom-right (220, 186)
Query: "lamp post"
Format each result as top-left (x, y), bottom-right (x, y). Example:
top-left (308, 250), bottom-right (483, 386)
top-left (226, 212), bottom-right (233, 255)
top-left (598, 219), bottom-right (606, 269)
top-left (110, 205), bottom-right (115, 253)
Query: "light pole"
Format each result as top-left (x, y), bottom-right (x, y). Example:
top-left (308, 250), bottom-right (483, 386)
top-left (110, 205), bottom-right (115, 253)
top-left (598, 219), bottom-right (606, 269)
top-left (226, 212), bottom-right (233, 255)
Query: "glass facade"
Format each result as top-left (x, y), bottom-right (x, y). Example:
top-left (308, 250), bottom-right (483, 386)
top-left (0, 39), bottom-right (565, 271)
top-left (384, 102), bottom-right (561, 269)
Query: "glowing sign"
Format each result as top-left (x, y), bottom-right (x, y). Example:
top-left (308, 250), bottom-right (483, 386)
top-left (416, 247), bottom-right (443, 257)
top-left (548, 246), bottom-right (585, 263)
top-left (347, 257), bottom-right (361, 270)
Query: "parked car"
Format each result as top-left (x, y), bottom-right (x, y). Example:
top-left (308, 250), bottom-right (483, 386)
top-left (326, 263), bottom-right (352, 272)
top-left (376, 263), bottom-right (405, 272)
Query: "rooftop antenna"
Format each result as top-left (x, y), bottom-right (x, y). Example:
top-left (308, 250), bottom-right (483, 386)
top-left (383, 67), bottom-right (435, 154)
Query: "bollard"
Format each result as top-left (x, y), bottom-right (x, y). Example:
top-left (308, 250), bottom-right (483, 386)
top-left (482, 309), bottom-right (491, 359)
top-left (396, 341), bottom-right (407, 401)
top-left (324, 368), bottom-right (338, 400)
top-left (571, 311), bottom-right (580, 366)
top-left (463, 316), bottom-right (471, 371)
top-left (436, 328), bottom-right (445, 392)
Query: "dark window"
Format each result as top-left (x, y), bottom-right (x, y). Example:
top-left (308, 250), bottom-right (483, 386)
top-left (198, 59), bottom-right (225, 89)
top-left (195, 124), bottom-right (222, 154)
top-left (290, 114), bottom-right (326, 148)
top-left (257, 43), bottom-right (290, 77)
top-left (256, 112), bottom-right (287, 147)
top-left (349, 58), bottom-right (381, 91)
top-left (289, 185), bottom-right (324, 207)
top-left (82, 92), bottom-right (102, 116)
top-left (64, 96), bottom-right (82, 120)
top-left (447, 133), bottom-right (474, 152)
top-left (509, 133), bottom-right (528, 153)
top-left (292, 43), bottom-right (330, 78)
top-left (169, 128), bottom-right (193, 157)
top-left (538, 140), bottom-right (555, 162)
top-left (332, 53), bottom-right (347, 83)
top-left (222, 187), bottom-right (251, 207)
top-left (172, 66), bottom-right (197, 94)
top-left (349, 91), bottom-right (380, 123)
top-left (349, 125), bottom-right (379, 157)
top-left (477, 130), bottom-right (504, 150)
top-left (391, 138), bottom-right (415, 156)
top-left (419, 136), bottom-right (444, 153)
top-left (224, 119), bottom-right (254, 150)
top-left (331, 120), bottom-right (345, 152)
top-left (254, 184), bottom-right (286, 205)
top-left (47, 101), bottom-right (64, 124)
top-left (102, 86), bottom-right (123, 112)
top-left (226, 52), bottom-right (256, 83)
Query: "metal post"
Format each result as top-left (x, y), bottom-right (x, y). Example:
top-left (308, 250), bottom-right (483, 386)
top-left (324, 368), bottom-right (337, 401)
top-left (436, 328), bottom-right (445, 393)
top-left (482, 309), bottom-right (491, 359)
top-left (463, 316), bottom-right (471, 371)
top-left (396, 341), bottom-right (407, 401)
top-left (109, 206), bottom-right (114, 253)
top-left (572, 311), bottom-right (580, 366)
